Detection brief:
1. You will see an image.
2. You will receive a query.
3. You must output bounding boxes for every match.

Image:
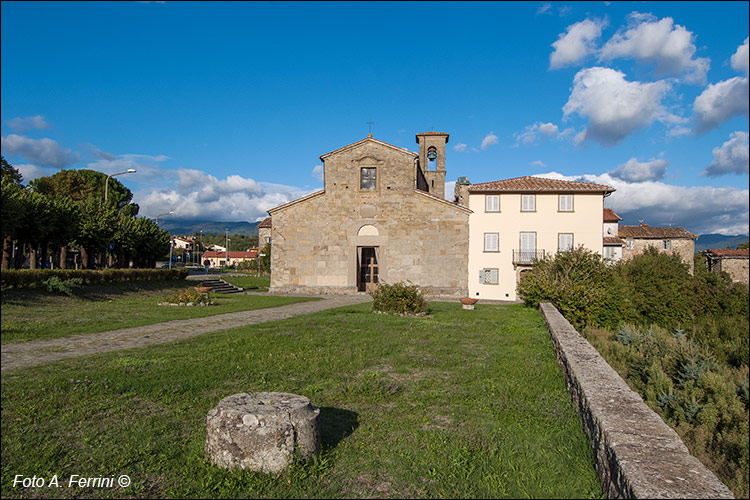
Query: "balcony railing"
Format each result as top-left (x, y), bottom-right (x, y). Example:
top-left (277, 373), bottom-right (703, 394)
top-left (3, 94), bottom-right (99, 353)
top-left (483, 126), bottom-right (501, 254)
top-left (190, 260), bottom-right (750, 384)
top-left (512, 249), bottom-right (546, 265)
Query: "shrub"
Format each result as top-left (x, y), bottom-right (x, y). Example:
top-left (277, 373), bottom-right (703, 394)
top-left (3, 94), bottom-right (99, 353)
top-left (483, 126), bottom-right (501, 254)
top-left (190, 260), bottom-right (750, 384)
top-left (42, 275), bottom-right (83, 296)
top-left (516, 246), bottom-right (613, 330)
top-left (584, 323), bottom-right (749, 498)
top-left (612, 247), bottom-right (693, 328)
top-left (165, 287), bottom-right (212, 304)
top-left (370, 281), bottom-right (428, 316)
top-left (1, 268), bottom-right (189, 289)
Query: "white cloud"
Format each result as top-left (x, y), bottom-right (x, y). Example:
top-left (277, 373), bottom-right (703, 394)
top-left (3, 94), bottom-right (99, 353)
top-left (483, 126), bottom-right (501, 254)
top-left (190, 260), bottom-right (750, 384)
top-left (1, 134), bottom-right (79, 168)
top-left (608, 156), bottom-right (668, 182)
top-left (134, 170), bottom-right (312, 222)
top-left (5, 115), bottom-right (50, 133)
top-left (693, 76), bottom-right (749, 132)
top-left (703, 131), bottom-right (749, 177)
top-left (599, 13), bottom-right (710, 84)
top-left (536, 171), bottom-right (749, 235)
top-left (453, 143), bottom-right (467, 152)
top-left (312, 164), bottom-right (324, 181)
top-left (481, 132), bottom-right (499, 150)
top-left (562, 67), bottom-right (675, 145)
top-left (537, 3), bottom-right (551, 15)
top-left (86, 152), bottom-right (171, 184)
top-left (514, 122), bottom-right (560, 146)
top-left (731, 37), bottom-right (749, 75)
top-left (530, 160), bottom-right (546, 167)
top-left (550, 18), bottom-right (607, 69)
top-left (14, 163), bottom-right (56, 182)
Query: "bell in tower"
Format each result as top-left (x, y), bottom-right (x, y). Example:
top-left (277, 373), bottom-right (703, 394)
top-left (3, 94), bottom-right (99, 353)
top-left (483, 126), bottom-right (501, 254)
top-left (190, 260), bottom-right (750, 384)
top-left (416, 132), bottom-right (449, 199)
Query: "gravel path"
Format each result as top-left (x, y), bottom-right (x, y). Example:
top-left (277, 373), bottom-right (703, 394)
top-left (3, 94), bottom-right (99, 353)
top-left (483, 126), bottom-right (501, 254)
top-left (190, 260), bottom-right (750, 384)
top-left (1, 294), bottom-right (371, 373)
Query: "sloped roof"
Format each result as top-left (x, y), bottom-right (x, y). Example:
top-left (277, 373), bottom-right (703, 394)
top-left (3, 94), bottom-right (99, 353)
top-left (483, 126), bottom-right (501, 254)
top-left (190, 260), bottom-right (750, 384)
top-left (319, 136), bottom-right (417, 161)
top-left (603, 237), bottom-right (625, 245)
top-left (603, 208), bottom-right (622, 222)
top-left (267, 190), bottom-right (325, 215)
top-left (257, 217), bottom-right (271, 228)
top-left (618, 224), bottom-right (697, 239)
top-left (704, 248), bottom-right (749, 257)
top-left (468, 176), bottom-right (615, 194)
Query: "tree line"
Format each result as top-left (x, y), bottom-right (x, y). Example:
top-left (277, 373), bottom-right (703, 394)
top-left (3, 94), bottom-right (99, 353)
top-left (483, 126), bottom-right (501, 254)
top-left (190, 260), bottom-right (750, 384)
top-left (1, 156), bottom-right (170, 270)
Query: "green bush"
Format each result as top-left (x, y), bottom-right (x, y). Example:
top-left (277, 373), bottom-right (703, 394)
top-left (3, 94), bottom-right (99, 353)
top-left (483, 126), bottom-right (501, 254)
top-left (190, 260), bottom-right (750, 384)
top-left (0, 268), bottom-right (189, 289)
top-left (516, 246), bottom-right (613, 330)
top-left (583, 323), bottom-right (749, 498)
top-left (41, 275), bottom-right (83, 296)
top-left (613, 247), bottom-right (693, 328)
top-left (370, 281), bottom-right (428, 316)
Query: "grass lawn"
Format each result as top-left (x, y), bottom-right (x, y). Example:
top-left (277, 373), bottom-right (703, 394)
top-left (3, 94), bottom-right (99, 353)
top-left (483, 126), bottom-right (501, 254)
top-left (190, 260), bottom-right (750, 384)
top-left (0, 280), bottom-right (315, 344)
top-left (0, 302), bottom-right (601, 498)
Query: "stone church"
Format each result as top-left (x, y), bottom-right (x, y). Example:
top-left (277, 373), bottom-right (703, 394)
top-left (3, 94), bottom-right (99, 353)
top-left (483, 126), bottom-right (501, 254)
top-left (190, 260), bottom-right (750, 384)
top-left (267, 132), bottom-right (470, 296)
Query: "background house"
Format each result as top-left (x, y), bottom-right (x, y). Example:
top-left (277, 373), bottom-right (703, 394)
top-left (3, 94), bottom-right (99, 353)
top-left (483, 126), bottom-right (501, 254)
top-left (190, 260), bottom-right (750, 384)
top-left (702, 248), bottom-right (749, 284)
top-left (619, 224), bottom-right (697, 273)
top-left (202, 249), bottom-right (258, 268)
top-left (603, 208), bottom-right (624, 262)
top-left (258, 217), bottom-right (272, 247)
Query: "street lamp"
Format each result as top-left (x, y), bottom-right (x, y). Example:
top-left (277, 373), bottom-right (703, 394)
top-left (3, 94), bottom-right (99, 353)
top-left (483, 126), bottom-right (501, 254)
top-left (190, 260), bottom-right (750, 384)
top-left (104, 169), bottom-right (136, 202)
top-left (155, 211), bottom-right (175, 268)
top-left (155, 211), bottom-right (175, 225)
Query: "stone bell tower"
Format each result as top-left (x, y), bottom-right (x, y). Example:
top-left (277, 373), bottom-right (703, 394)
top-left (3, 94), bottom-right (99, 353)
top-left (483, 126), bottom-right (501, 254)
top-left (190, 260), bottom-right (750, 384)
top-left (416, 132), bottom-right (449, 199)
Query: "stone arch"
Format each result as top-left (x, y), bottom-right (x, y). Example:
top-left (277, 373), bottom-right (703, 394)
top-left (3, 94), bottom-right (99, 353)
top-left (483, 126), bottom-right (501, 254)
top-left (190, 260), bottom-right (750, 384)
top-left (357, 224), bottom-right (379, 236)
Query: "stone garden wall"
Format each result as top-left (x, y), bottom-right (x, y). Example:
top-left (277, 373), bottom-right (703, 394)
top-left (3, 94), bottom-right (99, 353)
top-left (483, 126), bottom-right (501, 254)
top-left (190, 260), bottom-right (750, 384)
top-left (539, 302), bottom-right (733, 499)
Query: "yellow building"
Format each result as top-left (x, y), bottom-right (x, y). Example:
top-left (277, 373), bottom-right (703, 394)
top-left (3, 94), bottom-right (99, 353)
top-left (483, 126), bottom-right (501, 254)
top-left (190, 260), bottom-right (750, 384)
top-left (462, 176), bottom-right (615, 301)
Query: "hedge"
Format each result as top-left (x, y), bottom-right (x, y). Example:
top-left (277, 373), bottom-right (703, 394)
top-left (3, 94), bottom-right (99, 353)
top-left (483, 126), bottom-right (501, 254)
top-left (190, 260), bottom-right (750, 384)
top-left (1, 268), bottom-right (189, 289)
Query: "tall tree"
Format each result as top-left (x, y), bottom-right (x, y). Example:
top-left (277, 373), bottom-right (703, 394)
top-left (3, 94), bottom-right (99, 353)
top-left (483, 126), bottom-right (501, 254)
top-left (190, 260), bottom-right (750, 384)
top-left (1, 155), bottom-right (24, 185)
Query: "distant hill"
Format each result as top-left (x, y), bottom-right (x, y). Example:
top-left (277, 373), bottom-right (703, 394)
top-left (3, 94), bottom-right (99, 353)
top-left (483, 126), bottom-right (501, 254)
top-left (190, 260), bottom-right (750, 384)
top-left (159, 219), bottom-right (261, 236)
top-left (695, 234), bottom-right (749, 253)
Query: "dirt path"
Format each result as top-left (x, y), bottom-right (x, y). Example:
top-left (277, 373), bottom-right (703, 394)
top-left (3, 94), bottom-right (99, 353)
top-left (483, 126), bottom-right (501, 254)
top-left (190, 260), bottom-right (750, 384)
top-left (1, 294), bottom-right (371, 373)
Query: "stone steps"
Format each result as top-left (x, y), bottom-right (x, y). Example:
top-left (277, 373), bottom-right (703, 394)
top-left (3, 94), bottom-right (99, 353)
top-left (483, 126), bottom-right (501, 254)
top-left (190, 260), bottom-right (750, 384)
top-left (198, 278), bottom-right (244, 294)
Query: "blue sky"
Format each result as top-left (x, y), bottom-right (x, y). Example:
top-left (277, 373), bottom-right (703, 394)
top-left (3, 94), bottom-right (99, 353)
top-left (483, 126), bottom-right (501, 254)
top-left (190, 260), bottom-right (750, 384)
top-left (2, 1), bottom-right (748, 235)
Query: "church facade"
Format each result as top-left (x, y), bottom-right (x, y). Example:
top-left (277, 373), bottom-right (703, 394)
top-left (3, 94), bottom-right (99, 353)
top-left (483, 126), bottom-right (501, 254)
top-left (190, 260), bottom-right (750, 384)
top-left (267, 132), bottom-right (470, 296)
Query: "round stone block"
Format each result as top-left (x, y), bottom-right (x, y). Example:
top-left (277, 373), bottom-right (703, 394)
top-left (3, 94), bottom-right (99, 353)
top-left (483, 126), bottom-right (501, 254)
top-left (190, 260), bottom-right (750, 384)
top-left (205, 392), bottom-right (320, 473)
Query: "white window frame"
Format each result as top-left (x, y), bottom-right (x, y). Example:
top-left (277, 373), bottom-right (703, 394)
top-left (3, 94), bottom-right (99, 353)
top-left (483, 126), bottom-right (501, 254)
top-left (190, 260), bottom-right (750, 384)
top-left (485, 195), bottom-right (500, 213)
top-left (663, 240), bottom-right (672, 250)
top-left (521, 194), bottom-right (536, 212)
top-left (558, 233), bottom-right (574, 252)
top-left (626, 239), bottom-right (634, 250)
top-left (603, 246), bottom-right (617, 260)
top-left (484, 233), bottom-right (499, 252)
top-left (558, 194), bottom-right (574, 212)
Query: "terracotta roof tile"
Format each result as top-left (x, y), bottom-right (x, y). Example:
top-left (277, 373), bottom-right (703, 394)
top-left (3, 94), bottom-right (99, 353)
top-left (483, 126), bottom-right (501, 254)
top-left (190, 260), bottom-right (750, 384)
top-left (603, 237), bottom-right (625, 245)
top-left (618, 225), bottom-right (696, 239)
top-left (704, 248), bottom-right (749, 257)
top-left (603, 208), bottom-right (622, 222)
top-left (257, 217), bottom-right (272, 228)
top-left (468, 176), bottom-right (615, 194)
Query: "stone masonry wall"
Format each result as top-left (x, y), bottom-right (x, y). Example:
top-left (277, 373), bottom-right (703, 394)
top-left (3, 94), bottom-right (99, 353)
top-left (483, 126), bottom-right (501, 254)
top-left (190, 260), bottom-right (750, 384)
top-left (622, 238), bottom-right (695, 274)
top-left (269, 140), bottom-right (469, 296)
top-left (539, 302), bottom-right (733, 499)
top-left (718, 257), bottom-right (749, 285)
